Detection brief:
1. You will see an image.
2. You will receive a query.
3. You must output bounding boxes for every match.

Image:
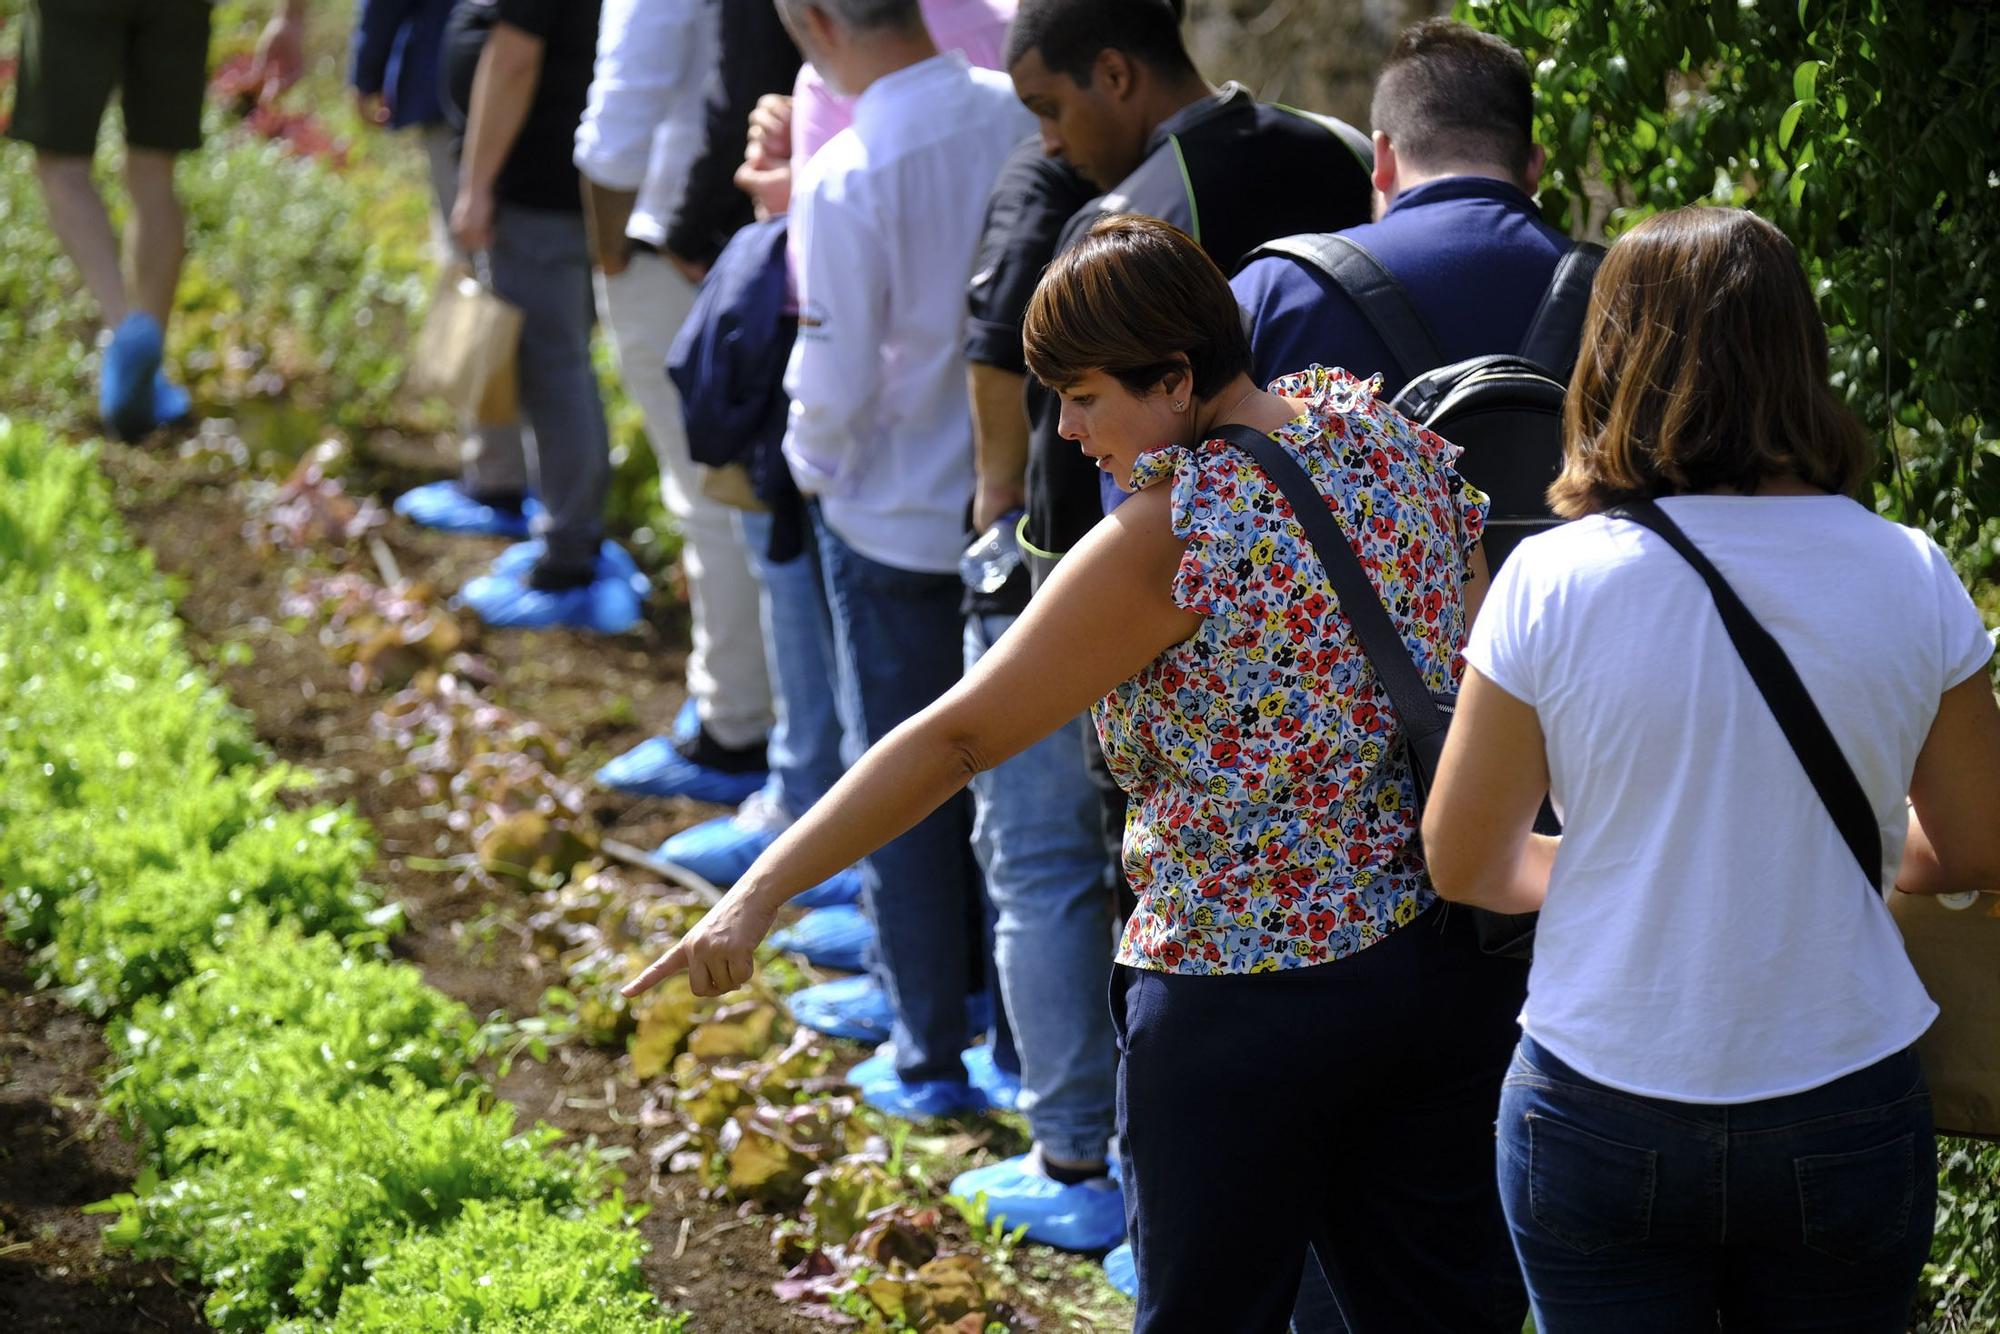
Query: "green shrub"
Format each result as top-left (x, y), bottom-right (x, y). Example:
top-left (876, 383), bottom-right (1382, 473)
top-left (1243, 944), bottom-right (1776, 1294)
top-left (104, 1081), bottom-right (610, 1330)
top-left (325, 1199), bottom-right (681, 1334)
top-left (106, 916), bottom-right (475, 1157)
top-left (1922, 1138), bottom-right (2000, 1333)
top-left (1458, 1), bottom-right (2000, 583)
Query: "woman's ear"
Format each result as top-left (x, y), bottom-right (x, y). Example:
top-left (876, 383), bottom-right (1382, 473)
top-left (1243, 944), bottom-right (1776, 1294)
top-left (1161, 361), bottom-right (1193, 410)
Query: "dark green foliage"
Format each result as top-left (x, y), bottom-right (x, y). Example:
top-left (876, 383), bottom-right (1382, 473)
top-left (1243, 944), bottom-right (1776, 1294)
top-left (1459, 0), bottom-right (2000, 581)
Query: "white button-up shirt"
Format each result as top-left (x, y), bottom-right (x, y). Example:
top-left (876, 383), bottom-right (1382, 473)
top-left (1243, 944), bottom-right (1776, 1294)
top-left (783, 54), bottom-right (1033, 574)
top-left (572, 0), bottom-right (715, 247)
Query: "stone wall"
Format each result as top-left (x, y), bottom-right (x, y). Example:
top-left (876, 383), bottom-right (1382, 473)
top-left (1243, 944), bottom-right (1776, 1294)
top-left (1185, 0), bottom-right (1451, 127)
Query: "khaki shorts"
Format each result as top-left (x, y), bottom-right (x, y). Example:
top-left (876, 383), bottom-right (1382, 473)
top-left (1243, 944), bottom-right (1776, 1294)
top-left (6, 0), bottom-right (212, 157)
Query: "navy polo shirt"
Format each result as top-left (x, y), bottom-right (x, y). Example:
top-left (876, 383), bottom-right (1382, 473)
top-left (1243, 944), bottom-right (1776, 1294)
top-left (1232, 176), bottom-right (1573, 395)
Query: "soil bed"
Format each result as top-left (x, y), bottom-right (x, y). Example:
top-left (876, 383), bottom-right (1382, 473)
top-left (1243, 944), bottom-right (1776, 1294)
top-left (91, 437), bottom-right (1112, 1331)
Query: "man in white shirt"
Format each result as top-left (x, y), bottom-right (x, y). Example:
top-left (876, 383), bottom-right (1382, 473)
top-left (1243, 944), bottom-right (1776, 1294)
top-left (780, 0), bottom-right (1032, 1118)
top-left (575, 0), bottom-right (776, 805)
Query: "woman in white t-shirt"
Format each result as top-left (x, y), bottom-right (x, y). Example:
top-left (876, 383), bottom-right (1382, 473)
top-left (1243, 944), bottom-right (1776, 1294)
top-left (1421, 205), bottom-right (2000, 1333)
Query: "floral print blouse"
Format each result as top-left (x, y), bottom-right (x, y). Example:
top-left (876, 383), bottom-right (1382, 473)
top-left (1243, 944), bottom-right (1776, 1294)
top-left (1097, 366), bottom-right (1488, 975)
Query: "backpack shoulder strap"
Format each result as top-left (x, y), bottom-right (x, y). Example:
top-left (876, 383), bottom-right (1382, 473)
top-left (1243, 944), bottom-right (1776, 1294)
top-left (1518, 241), bottom-right (1607, 377)
top-left (1245, 233), bottom-right (1445, 386)
top-left (1607, 498), bottom-right (1884, 892)
top-left (1212, 423), bottom-right (1447, 750)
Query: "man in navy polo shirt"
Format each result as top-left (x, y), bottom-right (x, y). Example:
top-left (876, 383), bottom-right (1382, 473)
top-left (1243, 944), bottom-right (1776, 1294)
top-left (1233, 19), bottom-right (1571, 393)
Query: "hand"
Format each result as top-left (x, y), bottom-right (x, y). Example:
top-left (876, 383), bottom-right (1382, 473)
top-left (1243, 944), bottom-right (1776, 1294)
top-left (734, 158), bottom-right (791, 221)
top-left (451, 184), bottom-right (497, 254)
top-left (250, 13), bottom-right (306, 101)
top-left (354, 91), bottom-right (390, 127)
top-left (747, 93), bottom-right (794, 166)
top-left (622, 881), bottom-right (781, 999)
top-left (974, 484), bottom-right (1025, 536)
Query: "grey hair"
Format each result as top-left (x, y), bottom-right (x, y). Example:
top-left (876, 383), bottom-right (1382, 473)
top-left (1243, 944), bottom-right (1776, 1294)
top-left (776, 0), bottom-right (925, 34)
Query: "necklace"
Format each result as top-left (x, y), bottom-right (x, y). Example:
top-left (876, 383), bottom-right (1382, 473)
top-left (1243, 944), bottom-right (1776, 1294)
top-left (1195, 383), bottom-right (1259, 439)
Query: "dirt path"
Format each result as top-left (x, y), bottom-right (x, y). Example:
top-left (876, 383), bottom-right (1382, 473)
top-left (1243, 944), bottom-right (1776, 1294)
top-left (94, 442), bottom-right (827, 1332)
top-left (0, 945), bottom-right (208, 1333)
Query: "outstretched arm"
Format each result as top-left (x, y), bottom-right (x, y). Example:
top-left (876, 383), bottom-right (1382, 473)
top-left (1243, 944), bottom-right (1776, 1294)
top-left (624, 482), bottom-right (1202, 998)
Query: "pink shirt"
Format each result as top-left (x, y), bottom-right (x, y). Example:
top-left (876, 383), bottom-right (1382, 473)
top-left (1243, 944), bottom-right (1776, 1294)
top-left (786, 0), bottom-right (1015, 289)
top-left (792, 0), bottom-right (1016, 164)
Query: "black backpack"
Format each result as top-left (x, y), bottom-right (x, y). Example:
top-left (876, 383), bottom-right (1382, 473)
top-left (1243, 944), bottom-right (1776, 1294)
top-left (1242, 233), bottom-right (1604, 571)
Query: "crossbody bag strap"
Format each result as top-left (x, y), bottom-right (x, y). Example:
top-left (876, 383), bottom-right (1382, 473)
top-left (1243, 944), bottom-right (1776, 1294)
top-left (1608, 498), bottom-right (1884, 892)
top-left (1213, 424), bottom-right (1448, 750)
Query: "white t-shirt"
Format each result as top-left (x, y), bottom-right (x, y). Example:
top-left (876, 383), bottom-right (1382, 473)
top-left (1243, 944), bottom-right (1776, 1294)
top-left (1465, 495), bottom-right (1994, 1103)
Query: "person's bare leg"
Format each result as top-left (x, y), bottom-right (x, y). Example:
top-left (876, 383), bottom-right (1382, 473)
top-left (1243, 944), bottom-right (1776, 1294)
top-left (122, 149), bottom-right (185, 326)
top-left (34, 153), bottom-right (130, 327)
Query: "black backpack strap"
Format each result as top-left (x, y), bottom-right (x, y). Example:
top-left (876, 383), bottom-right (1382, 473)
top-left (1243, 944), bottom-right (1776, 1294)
top-left (1608, 498), bottom-right (1884, 891)
top-left (1517, 241), bottom-right (1606, 378)
top-left (1213, 424), bottom-right (1448, 754)
top-left (1245, 234), bottom-right (1445, 387)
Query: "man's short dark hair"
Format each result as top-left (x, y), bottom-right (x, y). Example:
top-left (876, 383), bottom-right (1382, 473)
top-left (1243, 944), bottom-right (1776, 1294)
top-left (1003, 0), bottom-right (1195, 86)
top-left (1370, 19), bottom-right (1535, 180)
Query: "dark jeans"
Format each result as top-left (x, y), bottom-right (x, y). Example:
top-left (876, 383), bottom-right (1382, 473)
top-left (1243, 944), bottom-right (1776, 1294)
top-left (1498, 1036), bottom-right (1935, 1333)
top-left (1112, 903), bottom-right (1530, 1333)
top-left (813, 511), bottom-right (984, 1083)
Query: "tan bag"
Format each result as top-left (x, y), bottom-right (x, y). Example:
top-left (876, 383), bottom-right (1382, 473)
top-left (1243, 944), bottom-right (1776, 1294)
top-left (697, 462), bottom-right (769, 513)
top-left (1890, 889), bottom-right (2000, 1141)
top-left (408, 266), bottom-right (522, 425)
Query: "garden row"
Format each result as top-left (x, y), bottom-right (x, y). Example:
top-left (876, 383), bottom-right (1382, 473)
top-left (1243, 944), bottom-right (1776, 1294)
top-left (0, 419), bottom-right (683, 1333)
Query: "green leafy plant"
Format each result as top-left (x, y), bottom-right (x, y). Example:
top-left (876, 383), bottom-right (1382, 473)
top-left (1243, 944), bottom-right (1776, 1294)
top-left (1459, 0), bottom-right (2000, 585)
top-left (97, 1081), bottom-right (610, 1330)
top-left (105, 916), bottom-right (478, 1157)
top-left (322, 1198), bottom-right (682, 1333)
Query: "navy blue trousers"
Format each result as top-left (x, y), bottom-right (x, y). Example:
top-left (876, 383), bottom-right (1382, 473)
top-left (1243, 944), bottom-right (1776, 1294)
top-left (1113, 903), bottom-right (1530, 1333)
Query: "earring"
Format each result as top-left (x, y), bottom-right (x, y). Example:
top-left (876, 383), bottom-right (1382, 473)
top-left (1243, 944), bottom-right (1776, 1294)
top-left (1172, 401), bottom-right (1185, 411)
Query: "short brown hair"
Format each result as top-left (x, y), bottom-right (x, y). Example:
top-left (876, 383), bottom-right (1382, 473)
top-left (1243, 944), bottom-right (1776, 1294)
top-left (1023, 215), bottom-right (1251, 399)
top-left (1549, 206), bottom-right (1873, 517)
top-left (1371, 19), bottom-right (1535, 182)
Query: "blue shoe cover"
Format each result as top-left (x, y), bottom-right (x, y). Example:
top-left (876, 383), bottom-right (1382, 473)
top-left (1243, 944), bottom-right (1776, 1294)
top-left (793, 865), bottom-right (864, 909)
top-left (153, 373), bottom-right (193, 428)
top-left (495, 537), bottom-right (642, 599)
top-left (1102, 1242), bottom-right (1138, 1296)
top-left (101, 312), bottom-right (163, 440)
top-left (395, 480), bottom-right (533, 537)
top-left (458, 564), bottom-right (642, 634)
top-left (595, 736), bottom-right (767, 804)
top-left (844, 1045), bottom-right (897, 1089)
top-left (769, 905), bottom-right (875, 972)
top-left (786, 975), bottom-right (893, 1044)
top-left (653, 814), bottom-right (780, 886)
top-left (860, 1075), bottom-right (985, 1122)
top-left (961, 1043), bottom-right (1022, 1112)
top-left (951, 1150), bottom-right (1125, 1252)
top-left (672, 698), bottom-right (700, 742)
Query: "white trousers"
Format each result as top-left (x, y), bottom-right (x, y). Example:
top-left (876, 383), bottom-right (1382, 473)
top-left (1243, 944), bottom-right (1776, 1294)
top-left (597, 252), bottom-right (774, 748)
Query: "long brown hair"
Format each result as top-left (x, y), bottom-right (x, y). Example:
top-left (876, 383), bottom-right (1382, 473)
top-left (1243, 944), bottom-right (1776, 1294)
top-left (1549, 206), bottom-right (1872, 518)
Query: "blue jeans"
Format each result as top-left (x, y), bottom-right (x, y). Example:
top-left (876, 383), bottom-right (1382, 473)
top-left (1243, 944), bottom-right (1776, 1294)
top-left (814, 512), bottom-right (983, 1083)
top-left (736, 507), bottom-right (844, 819)
top-left (965, 612), bottom-right (1115, 1163)
top-left (1498, 1035), bottom-right (1935, 1333)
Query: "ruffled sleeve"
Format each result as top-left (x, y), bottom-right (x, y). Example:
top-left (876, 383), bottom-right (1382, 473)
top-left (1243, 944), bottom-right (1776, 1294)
top-left (1130, 440), bottom-right (1267, 623)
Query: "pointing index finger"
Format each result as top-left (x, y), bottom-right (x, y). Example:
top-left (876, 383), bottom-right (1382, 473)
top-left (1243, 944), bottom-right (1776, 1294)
top-left (621, 942), bottom-right (687, 997)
